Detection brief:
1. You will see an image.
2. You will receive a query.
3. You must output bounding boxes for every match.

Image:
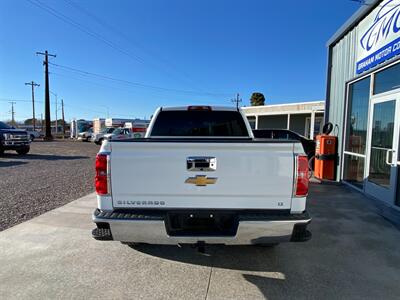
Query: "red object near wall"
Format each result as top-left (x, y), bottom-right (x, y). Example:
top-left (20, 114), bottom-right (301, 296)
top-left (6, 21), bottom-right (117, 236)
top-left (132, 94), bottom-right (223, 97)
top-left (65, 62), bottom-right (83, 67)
top-left (314, 135), bottom-right (337, 180)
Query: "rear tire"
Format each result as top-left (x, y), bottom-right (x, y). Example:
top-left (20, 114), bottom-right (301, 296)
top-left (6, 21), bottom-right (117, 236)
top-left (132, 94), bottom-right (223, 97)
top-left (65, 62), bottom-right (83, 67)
top-left (98, 138), bottom-right (104, 145)
top-left (16, 147), bottom-right (30, 155)
top-left (30, 134), bottom-right (35, 141)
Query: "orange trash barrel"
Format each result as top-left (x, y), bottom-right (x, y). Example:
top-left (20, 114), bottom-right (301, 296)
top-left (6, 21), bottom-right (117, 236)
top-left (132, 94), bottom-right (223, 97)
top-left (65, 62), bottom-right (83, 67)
top-left (314, 135), bottom-right (337, 180)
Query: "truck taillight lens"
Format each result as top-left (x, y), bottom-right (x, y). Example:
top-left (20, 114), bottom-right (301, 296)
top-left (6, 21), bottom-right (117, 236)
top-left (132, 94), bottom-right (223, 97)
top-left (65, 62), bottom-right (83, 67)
top-left (295, 155), bottom-right (309, 197)
top-left (132, 127), bottom-right (146, 132)
top-left (95, 154), bottom-right (109, 195)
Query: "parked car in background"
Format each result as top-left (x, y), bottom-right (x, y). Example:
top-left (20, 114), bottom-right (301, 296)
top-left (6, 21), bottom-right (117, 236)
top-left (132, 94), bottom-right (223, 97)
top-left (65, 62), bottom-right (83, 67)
top-left (91, 127), bottom-right (115, 145)
top-left (103, 127), bottom-right (132, 141)
top-left (252, 129), bottom-right (316, 163)
top-left (19, 127), bottom-right (41, 141)
top-left (0, 121), bottom-right (30, 155)
top-left (78, 128), bottom-right (93, 142)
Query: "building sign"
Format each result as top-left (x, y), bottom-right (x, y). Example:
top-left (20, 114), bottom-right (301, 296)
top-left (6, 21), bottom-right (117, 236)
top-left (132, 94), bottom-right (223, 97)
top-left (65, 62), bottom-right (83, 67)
top-left (356, 0), bottom-right (400, 74)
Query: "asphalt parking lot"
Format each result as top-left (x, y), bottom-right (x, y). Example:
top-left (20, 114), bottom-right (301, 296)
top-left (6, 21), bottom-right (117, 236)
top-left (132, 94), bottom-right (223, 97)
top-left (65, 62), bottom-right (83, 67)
top-left (0, 184), bottom-right (399, 300)
top-left (0, 140), bottom-right (98, 231)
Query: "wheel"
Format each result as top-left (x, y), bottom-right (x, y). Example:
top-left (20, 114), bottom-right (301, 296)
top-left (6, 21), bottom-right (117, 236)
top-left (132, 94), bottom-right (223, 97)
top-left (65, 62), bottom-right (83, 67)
top-left (30, 134), bottom-right (35, 141)
top-left (254, 243), bottom-right (279, 248)
top-left (16, 147), bottom-right (30, 155)
top-left (98, 138), bottom-right (104, 145)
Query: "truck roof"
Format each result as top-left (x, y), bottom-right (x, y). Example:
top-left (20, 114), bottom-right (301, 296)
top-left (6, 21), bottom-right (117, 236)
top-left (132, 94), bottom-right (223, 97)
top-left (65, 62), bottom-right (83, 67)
top-left (161, 106), bottom-right (239, 111)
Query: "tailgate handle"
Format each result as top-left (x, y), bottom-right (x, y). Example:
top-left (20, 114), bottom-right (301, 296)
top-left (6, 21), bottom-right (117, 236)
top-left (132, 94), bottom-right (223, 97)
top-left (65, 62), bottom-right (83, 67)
top-left (187, 156), bottom-right (217, 171)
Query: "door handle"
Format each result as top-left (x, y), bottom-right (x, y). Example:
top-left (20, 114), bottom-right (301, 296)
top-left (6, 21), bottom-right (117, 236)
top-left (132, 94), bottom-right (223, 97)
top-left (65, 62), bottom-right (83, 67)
top-left (187, 156), bottom-right (217, 171)
top-left (385, 149), bottom-right (396, 166)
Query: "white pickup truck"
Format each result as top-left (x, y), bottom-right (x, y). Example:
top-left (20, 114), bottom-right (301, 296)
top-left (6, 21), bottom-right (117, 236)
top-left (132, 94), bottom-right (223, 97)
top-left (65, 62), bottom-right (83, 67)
top-left (92, 106), bottom-right (311, 247)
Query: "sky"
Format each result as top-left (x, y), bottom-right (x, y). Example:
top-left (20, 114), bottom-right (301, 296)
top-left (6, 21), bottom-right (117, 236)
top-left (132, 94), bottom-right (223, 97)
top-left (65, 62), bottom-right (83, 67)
top-left (0, 0), bottom-right (364, 122)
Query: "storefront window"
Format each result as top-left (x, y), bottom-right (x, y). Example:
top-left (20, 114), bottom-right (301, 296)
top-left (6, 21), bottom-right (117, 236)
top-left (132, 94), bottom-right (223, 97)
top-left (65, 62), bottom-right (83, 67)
top-left (247, 117), bottom-right (256, 129)
top-left (345, 77), bottom-right (370, 155)
top-left (374, 62), bottom-right (400, 95)
top-left (343, 154), bottom-right (365, 189)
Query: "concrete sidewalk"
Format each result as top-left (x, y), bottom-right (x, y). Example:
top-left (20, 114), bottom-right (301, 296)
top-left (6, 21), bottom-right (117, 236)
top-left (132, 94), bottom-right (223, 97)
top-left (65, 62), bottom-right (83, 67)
top-left (1, 184), bottom-right (400, 299)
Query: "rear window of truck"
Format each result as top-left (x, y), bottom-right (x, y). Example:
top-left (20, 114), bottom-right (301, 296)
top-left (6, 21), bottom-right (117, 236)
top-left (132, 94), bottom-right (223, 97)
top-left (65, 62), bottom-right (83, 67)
top-left (150, 110), bottom-right (249, 137)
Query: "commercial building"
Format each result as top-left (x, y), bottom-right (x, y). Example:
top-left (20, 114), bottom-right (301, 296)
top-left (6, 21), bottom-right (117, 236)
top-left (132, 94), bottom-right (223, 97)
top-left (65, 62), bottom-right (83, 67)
top-left (242, 101), bottom-right (325, 139)
top-left (326, 0), bottom-right (400, 222)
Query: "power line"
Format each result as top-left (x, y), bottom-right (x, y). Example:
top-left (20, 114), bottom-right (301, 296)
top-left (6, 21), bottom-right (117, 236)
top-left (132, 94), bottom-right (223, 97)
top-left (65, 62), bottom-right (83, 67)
top-left (27, 0), bottom-right (147, 66)
top-left (49, 62), bottom-right (231, 97)
top-left (62, 0), bottom-right (204, 92)
top-left (26, 0), bottom-right (233, 97)
top-left (50, 71), bottom-right (231, 102)
top-left (0, 98), bottom-right (40, 103)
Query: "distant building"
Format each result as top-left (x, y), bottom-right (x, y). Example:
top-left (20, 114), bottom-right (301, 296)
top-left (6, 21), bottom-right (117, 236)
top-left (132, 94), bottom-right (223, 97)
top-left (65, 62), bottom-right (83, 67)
top-left (93, 118), bottom-right (105, 134)
top-left (242, 100), bottom-right (325, 139)
top-left (104, 118), bottom-right (149, 128)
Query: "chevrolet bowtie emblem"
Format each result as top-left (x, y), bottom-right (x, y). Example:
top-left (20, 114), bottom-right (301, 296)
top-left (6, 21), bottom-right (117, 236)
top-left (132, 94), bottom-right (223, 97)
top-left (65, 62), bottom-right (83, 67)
top-left (185, 175), bottom-right (217, 186)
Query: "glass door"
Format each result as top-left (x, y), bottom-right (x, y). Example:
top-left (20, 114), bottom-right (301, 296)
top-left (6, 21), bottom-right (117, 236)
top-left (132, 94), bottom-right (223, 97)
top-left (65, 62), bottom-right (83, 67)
top-left (396, 128), bottom-right (400, 207)
top-left (365, 94), bottom-right (400, 205)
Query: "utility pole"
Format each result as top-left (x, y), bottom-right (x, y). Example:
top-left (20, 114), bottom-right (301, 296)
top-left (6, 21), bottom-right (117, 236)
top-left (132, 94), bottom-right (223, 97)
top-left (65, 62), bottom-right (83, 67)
top-left (9, 102), bottom-right (16, 127)
top-left (61, 99), bottom-right (65, 136)
top-left (54, 93), bottom-right (58, 135)
top-left (36, 50), bottom-right (56, 140)
top-left (25, 81), bottom-right (40, 131)
top-left (231, 93), bottom-right (242, 109)
top-left (41, 113), bottom-right (43, 132)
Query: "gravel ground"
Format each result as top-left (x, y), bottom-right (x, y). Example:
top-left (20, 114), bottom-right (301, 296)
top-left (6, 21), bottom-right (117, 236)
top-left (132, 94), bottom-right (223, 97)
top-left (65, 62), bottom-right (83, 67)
top-left (0, 140), bottom-right (99, 231)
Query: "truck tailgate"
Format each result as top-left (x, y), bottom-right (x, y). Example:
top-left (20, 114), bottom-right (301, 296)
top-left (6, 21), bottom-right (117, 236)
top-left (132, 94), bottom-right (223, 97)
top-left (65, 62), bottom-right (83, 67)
top-left (110, 142), bottom-right (295, 210)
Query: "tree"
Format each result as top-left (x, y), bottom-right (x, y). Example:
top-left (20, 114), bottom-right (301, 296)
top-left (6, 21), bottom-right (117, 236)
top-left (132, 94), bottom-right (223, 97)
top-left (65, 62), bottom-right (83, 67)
top-left (24, 118), bottom-right (38, 125)
top-left (250, 92), bottom-right (265, 106)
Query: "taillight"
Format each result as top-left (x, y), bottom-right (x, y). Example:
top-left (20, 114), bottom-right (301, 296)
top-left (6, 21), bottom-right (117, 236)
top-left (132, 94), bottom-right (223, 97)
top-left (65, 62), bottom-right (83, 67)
top-left (95, 153), bottom-right (109, 195)
top-left (132, 127), bottom-right (147, 132)
top-left (295, 155), bottom-right (309, 197)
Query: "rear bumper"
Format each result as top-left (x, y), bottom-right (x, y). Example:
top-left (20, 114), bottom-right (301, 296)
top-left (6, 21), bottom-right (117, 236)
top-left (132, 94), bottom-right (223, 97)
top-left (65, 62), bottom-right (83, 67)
top-left (92, 209), bottom-right (311, 245)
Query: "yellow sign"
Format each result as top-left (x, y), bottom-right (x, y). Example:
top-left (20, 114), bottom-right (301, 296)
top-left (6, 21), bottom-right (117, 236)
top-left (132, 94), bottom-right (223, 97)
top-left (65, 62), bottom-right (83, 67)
top-left (185, 175), bottom-right (217, 186)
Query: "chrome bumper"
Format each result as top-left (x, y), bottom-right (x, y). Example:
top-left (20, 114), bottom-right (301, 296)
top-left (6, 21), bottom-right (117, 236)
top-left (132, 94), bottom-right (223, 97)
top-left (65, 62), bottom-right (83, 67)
top-left (93, 210), bottom-right (311, 245)
top-left (3, 140), bottom-right (30, 146)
